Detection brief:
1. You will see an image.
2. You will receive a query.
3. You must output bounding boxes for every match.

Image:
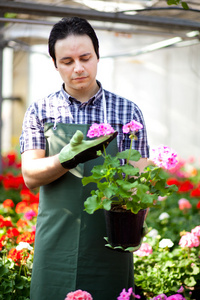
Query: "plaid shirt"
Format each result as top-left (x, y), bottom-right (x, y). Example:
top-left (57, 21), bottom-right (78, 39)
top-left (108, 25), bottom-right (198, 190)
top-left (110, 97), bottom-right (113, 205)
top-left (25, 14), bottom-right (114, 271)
top-left (20, 82), bottom-right (149, 157)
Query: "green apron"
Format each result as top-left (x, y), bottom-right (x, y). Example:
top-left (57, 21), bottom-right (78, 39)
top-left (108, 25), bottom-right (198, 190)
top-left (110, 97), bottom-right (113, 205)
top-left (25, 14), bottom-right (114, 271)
top-left (30, 123), bottom-right (134, 300)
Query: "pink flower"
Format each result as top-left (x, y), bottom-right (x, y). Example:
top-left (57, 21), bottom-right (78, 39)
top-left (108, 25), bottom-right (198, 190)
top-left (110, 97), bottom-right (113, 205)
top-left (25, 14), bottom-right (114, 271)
top-left (176, 286), bottom-right (184, 293)
top-left (117, 287), bottom-right (140, 300)
top-left (87, 123), bottom-right (115, 138)
top-left (152, 145), bottom-right (178, 170)
top-left (24, 210), bottom-right (37, 220)
top-left (179, 232), bottom-right (200, 248)
top-left (178, 198), bottom-right (192, 210)
top-left (158, 196), bottom-right (167, 201)
top-left (152, 294), bottom-right (167, 300)
top-left (134, 243), bottom-right (153, 257)
top-left (191, 225), bottom-right (200, 237)
top-left (122, 120), bottom-right (143, 134)
top-left (65, 289), bottom-right (93, 300)
top-left (167, 294), bottom-right (186, 300)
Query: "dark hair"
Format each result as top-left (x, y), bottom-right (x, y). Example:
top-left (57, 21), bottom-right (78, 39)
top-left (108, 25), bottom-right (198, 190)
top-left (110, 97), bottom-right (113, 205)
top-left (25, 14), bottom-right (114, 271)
top-left (48, 17), bottom-right (99, 67)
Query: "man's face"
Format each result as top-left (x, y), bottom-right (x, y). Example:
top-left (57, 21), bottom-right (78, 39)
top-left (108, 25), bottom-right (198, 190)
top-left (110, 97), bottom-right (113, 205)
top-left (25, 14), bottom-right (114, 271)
top-left (54, 34), bottom-right (99, 100)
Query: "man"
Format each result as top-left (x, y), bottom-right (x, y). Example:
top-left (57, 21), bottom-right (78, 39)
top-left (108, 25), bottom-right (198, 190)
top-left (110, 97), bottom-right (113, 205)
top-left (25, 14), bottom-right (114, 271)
top-left (20, 17), bottom-right (149, 300)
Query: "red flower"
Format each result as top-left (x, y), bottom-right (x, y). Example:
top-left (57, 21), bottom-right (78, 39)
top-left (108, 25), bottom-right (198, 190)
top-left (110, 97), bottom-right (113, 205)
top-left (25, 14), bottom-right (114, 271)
top-left (16, 231), bottom-right (35, 245)
top-left (2, 173), bottom-right (26, 190)
top-left (190, 186), bottom-right (200, 198)
top-left (7, 151), bottom-right (18, 166)
top-left (166, 178), bottom-right (180, 186)
top-left (16, 219), bottom-right (28, 228)
top-left (20, 189), bottom-right (39, 204)
top-left (8, 248), bottom-right (23, 262)
top-left (2, 199), bottom-right (15, 208)
top-left (178, 180), bottom-right (194, 193)
top-left (15, 201), bottom-right (29, 214)
top-left (0, 215), bottom-right (13, 228)
top-left (197, 201), bottom-right (200, 209)
top-left (7, 248), bottom-right (29, 265)
top-left (6, 228), bottom-right (20, 238)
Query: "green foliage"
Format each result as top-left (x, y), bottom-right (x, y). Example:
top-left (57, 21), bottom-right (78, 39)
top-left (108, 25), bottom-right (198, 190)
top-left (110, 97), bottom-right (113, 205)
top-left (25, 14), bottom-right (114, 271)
top-left (0, 254), bottom-right (31, 299)
top-left (83, 147), bottom-right (178, 214)
top-left (167, 0), bottom-right (189, 9)
top-left (134, 236), bottom-right (200, 299)
top-left (146, 195), bottom-right (200, 245)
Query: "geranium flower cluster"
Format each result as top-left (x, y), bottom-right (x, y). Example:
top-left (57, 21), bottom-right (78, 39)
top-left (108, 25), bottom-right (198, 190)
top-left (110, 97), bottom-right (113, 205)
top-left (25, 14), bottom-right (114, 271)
top-left (0, 187), bottom-right (38, 266)
top-left (152, 145), bottom-right (178, 170)
top-left (151, 293), bottom-right (186, 300)
top-left (65, 289), bottom-right (93, 300)
top-left (122, 120), bottom-right (143, 133)
top-left (134, 243), bottom-right (153, 257)
top-left (166, 177), bottom-right (200, 210)
top-left (117, 287), bottom-right (140, 300)
top-left (87, 123), bottom-right (114, 138)
top-left (179, 225), bottom-right (200, 248)
top-left (178, 198), bottom-right (192, 210)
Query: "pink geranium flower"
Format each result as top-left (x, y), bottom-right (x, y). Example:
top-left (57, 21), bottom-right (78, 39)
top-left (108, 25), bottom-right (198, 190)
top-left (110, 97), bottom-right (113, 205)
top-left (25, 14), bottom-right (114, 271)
top-left (122, 120), bottom-right (143, 134)
top-left (191, 225), bottom-right (200, 237)
top-left (87, 123), bottom-right (114, 138)
top-left (65, 289), bottom-right (93, 300)
top-left (152, 294), bottom-right (167, 300)
top-left (178, 198), bottom-right (192, 210)
top-left (176, 286), bottom-right (184, 293)
top-left (24, 210), bottom-right (37, 220)
top-left (167, 294), bottom-right (186, 300)
top-left (152, 145), bottom-right (178, 170)
top-left (134, 243), bottom-right (153, 257)
top-left (117, 287), bottom-right (140, 300)
top-left (179, 232), bottom-right (200, 248)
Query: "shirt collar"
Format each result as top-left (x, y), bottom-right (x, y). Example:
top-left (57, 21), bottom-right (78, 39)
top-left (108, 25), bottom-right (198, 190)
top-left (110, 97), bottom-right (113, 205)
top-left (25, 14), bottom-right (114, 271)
top-left (60, 81), bottom-right (103, 106)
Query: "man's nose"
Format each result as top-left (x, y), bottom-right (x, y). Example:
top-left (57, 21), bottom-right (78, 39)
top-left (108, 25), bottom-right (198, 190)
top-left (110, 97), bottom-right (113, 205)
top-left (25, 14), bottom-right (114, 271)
top-left (74, 61), bottom-right (84, 73)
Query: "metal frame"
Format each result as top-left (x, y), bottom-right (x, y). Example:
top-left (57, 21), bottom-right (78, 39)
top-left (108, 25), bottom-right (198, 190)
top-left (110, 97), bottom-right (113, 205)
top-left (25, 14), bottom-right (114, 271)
top-left (1, 0), bottom-right (200, 31)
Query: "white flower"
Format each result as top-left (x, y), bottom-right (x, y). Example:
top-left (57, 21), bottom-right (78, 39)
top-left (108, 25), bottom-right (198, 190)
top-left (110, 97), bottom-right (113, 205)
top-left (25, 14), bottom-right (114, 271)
top-left (159, 212), bottom-right (170, 220)
top-left (148, 229), bottom-right (159, 238)
top-left (16, 242), bottom-right (33, 251)
top-left (159, 238), bottom-right (174, 248)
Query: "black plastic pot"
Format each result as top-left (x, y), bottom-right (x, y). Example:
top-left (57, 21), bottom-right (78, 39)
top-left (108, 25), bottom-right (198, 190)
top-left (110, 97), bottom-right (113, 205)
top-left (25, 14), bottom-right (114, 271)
top-left (104, 208), bottom-right (146, 248)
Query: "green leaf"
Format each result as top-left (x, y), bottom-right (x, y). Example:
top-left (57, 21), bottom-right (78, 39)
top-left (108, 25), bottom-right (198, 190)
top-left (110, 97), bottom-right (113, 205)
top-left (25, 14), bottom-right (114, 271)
top-left (84, 194), bottom-right (102, 214)
top-left (119, 164), bottom-right (139, 176)
top-left (126, 201), bottom-right (141, 214)
top-left (184, 276), bottom-right (196, 287)
top-left (0, 266), bottom-right (9, 276)
top-left (116, 149), bottom-right (141, 161)
top-left (116, 179), bottom-right (135, 190)
top-left (136, 184), bottom-right (149, 197)
top-left (167, 0), bottom-right (180, 5)
top-left (97, 182), bottom-right (117, 199)
top-left (182, 2), bottom-right (189, 9)
top-left (102, 199), bottom-right (112, 211)
top-left (82, 175), bottom-right (98, 186)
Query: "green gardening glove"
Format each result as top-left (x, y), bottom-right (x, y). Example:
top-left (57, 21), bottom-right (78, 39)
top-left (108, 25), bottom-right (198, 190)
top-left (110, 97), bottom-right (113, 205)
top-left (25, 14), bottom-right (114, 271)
top-left (59, 130), bottom-right (118, 169)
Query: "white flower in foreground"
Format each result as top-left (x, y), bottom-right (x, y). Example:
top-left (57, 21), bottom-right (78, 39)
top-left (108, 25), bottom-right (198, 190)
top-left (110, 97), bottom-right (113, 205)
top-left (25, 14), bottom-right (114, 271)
top-left (159, 238), bottom-right (174, 248)
top-left (16, 242), bottom-right (33, 251)
top-left (148, 229), bottom-right (159, 238)
top-left (159, 212), bottom-right (170, 220)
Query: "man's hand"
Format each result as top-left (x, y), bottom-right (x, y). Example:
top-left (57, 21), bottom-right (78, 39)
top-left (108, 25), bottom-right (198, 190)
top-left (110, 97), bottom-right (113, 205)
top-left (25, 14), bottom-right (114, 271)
top-left (59, 130), bottom-right (118, 169)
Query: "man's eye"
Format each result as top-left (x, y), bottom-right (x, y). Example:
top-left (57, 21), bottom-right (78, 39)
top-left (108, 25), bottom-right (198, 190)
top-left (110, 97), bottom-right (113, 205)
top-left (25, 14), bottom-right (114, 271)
top-left (81, 57), bottom-right (90, 62)
top-left (64, 61), bottom-right (73, 65)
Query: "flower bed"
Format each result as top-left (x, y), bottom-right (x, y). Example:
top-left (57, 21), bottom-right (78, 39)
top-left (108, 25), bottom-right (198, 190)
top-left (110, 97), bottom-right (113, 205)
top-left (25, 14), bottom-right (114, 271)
top-left (0, 151), bottom-right (199, 299)
top-left (0, 151), bottom-right (38, 299)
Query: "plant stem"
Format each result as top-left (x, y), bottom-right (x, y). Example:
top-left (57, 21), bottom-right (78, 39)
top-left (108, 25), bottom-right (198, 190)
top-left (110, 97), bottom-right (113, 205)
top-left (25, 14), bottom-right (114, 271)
top-left (127, 135), bottom-right (134, 165)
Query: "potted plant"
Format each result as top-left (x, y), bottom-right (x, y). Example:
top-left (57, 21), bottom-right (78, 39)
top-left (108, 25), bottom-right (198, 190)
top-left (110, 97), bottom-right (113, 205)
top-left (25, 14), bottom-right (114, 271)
top-left (82, 121), bottom-right (178, 251)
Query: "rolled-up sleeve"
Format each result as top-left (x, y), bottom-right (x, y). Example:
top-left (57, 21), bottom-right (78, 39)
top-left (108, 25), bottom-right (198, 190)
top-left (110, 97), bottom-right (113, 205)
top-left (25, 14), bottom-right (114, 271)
top-left (20, 103), bottom-right (46, 154)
